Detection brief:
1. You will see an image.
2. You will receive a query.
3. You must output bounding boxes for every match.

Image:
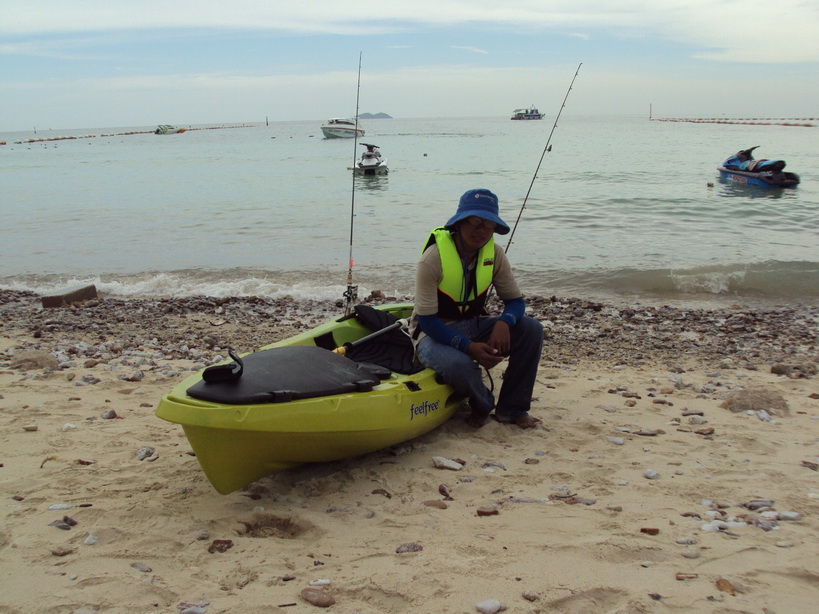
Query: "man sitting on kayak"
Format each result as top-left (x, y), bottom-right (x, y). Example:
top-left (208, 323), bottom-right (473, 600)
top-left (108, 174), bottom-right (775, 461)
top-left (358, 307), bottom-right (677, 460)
top-left (410, 188), bottom-right (544, 429)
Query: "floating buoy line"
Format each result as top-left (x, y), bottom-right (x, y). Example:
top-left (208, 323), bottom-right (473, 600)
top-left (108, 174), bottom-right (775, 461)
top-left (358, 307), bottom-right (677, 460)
top-left (2, 123), bottom-right (257, 146)
top-left (649, 116), bottom-right (815, 128)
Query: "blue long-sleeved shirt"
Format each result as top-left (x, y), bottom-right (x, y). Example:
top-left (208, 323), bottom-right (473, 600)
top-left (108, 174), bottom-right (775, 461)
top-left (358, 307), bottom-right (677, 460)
top-left (417, 296), bottom-right (525, 353)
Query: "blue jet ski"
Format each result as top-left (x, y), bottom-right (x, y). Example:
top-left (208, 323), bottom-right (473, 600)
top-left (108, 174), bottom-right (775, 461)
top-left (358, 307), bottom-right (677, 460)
top-left (718, 146), bottom-right (800, 188)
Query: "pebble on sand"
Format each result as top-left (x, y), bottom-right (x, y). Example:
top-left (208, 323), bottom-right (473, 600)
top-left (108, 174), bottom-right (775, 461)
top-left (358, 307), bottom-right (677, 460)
top-left (475, 598), bottom-right (505, 614)
top-left (423, 500), bottom-right (448, 509)
top-left (432, 456), bottom-right (463, 470)
top-left (715, 577), bottom-right (737, 595)
top-left (720, 387), bottom-right (790, 417)
top-left (130, 562), bottom-right (152, 573)
top-left (300, 587), bottom-right (336, 607)
top-left (207, 539), bottom-right (234, 553)
top-left (51, 545), bottom-right (75, 557)
top-left (135, 446), bottom-right (155, 461)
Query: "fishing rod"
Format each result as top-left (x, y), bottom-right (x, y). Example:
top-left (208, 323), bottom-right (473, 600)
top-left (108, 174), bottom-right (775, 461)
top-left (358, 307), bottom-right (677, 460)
top-left (506, 62), bottom-right (582, 252)
top-left (343, 52), bottom-right (363, 316)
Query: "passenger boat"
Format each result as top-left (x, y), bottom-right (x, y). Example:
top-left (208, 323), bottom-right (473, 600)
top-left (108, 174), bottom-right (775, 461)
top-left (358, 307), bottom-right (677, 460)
top-left (320, 118), bottom-right (365, 138)
top-left (718, 146), bottom-right (800, 188)
top-left (155, 304), bottom-right (461, 494)
top-left (510, 107), bottom-right (545, 120)
top-left (354, 143), bottom-right (388, 175)
top-left (154, 125), bottom-right (186, 134)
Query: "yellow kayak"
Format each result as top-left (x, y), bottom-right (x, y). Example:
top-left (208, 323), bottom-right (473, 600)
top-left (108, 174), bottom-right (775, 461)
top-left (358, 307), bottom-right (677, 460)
top-left (156, 304), bottom-right (461, 494)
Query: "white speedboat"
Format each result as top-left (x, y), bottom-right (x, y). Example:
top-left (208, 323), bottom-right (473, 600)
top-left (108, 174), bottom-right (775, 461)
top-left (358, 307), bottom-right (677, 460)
top-left (321, 118), bottom-right (365, 139)
top-left (510, 107), bottom-right (544, 120)
top-left (155, 125), bottom-right (186, 134)
top-left (354, 143), bottom-right (388, 175)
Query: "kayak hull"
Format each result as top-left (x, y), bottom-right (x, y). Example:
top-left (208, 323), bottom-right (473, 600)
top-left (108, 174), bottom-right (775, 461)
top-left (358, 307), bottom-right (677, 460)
top-left (156, 304), bottom-right (461, 494)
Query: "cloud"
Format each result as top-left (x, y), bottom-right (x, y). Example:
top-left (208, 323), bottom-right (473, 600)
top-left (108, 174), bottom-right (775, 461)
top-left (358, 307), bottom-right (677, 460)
top-left (0, 37), bottom-right (104, 60)
top-left (2, 1), bottom-right (817, 130)
top-left (451, 46), bottom-right (488, 55)
top-left (655, 2), bottom-right (819, 63)
top-left (0, 2), bottom-right (625, 35)
top-left (2, 1), bottom-right (817, 67)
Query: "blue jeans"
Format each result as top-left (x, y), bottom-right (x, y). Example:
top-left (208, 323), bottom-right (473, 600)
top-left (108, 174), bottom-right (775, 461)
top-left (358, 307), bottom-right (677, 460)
top-left (415, 315), bottom-right (544, 420)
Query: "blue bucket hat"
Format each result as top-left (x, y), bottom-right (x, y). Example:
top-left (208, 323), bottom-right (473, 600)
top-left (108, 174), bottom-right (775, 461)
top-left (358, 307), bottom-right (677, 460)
top-left (445, 189), bottom-right (510, 235)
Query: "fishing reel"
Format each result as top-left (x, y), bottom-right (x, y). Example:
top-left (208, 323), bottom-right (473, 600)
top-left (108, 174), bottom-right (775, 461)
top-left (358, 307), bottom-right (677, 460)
top-left (343, 284), bottom-right (358, 303)
top-left (342, 284), bottom-right (359, 316)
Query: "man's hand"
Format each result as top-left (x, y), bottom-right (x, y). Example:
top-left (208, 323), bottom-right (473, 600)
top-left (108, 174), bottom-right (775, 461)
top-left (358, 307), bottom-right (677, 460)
top-left (487, 320), bottom-right (511, 356)
top-left (467, 341), bottom-right (505, 369)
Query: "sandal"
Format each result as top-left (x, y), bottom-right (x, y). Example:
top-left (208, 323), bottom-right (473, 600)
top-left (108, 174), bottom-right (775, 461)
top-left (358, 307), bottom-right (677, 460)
top-left (494, 413), bottom-right (542, 429)
top-left (466, 409), bottom-right (491, 428)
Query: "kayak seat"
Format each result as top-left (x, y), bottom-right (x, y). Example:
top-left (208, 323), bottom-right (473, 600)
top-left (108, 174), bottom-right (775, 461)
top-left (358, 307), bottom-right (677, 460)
top-left (346, 305), bottom-right (424, 375)
top-left (187, 346), bottom-right (383, 405)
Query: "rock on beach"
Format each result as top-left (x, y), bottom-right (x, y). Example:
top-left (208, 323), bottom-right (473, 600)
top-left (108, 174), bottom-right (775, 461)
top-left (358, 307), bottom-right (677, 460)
top-left (720, 387), bottom-right (791, 416)
top-left (1, 290), bottom-right (816, 374)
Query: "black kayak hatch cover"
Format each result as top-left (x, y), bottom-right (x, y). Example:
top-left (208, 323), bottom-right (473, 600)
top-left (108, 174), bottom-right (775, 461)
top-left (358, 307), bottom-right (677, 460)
top-left (187, 346), bottom-right (384, 404)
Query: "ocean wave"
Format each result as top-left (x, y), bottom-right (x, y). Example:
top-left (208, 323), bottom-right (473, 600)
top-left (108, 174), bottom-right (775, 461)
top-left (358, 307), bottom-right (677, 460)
top-left (2, 261), bottom-right (816, 307)
top-left (517, 260), bottom-right (819, 304)
top-left (0, 270), bottom-right (403, 304)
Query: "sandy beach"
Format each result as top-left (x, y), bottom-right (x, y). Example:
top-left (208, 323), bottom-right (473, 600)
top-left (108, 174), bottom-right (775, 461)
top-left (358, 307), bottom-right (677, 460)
top-left (1, 289), bottom-right (817, 614)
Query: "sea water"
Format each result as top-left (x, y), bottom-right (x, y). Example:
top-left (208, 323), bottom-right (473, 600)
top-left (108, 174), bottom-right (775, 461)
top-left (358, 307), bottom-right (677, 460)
top-left (1, 116), bottom-right (817, 307)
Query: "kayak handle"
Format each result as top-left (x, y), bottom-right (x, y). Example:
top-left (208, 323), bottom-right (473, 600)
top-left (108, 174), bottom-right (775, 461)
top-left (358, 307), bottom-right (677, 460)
top-left (202, 350), bottom-right (245, 382)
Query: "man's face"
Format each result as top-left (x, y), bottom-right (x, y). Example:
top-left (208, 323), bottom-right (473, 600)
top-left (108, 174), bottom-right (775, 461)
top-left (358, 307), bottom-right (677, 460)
top-left (458, 216), bottom-right (496, 252)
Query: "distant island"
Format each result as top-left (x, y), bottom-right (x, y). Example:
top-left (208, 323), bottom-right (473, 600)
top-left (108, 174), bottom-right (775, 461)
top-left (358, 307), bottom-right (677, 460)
top-left (358, 113), bottom-right (392, 119)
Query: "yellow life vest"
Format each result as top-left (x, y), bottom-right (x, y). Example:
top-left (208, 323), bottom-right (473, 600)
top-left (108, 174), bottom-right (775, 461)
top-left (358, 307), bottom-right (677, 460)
top-left (423, 227), bottom-right (495, 320)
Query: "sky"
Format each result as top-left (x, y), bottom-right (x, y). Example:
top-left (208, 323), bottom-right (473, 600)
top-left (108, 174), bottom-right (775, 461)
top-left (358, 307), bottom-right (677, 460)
top-left (1, 0), bottom-right (818, 132)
